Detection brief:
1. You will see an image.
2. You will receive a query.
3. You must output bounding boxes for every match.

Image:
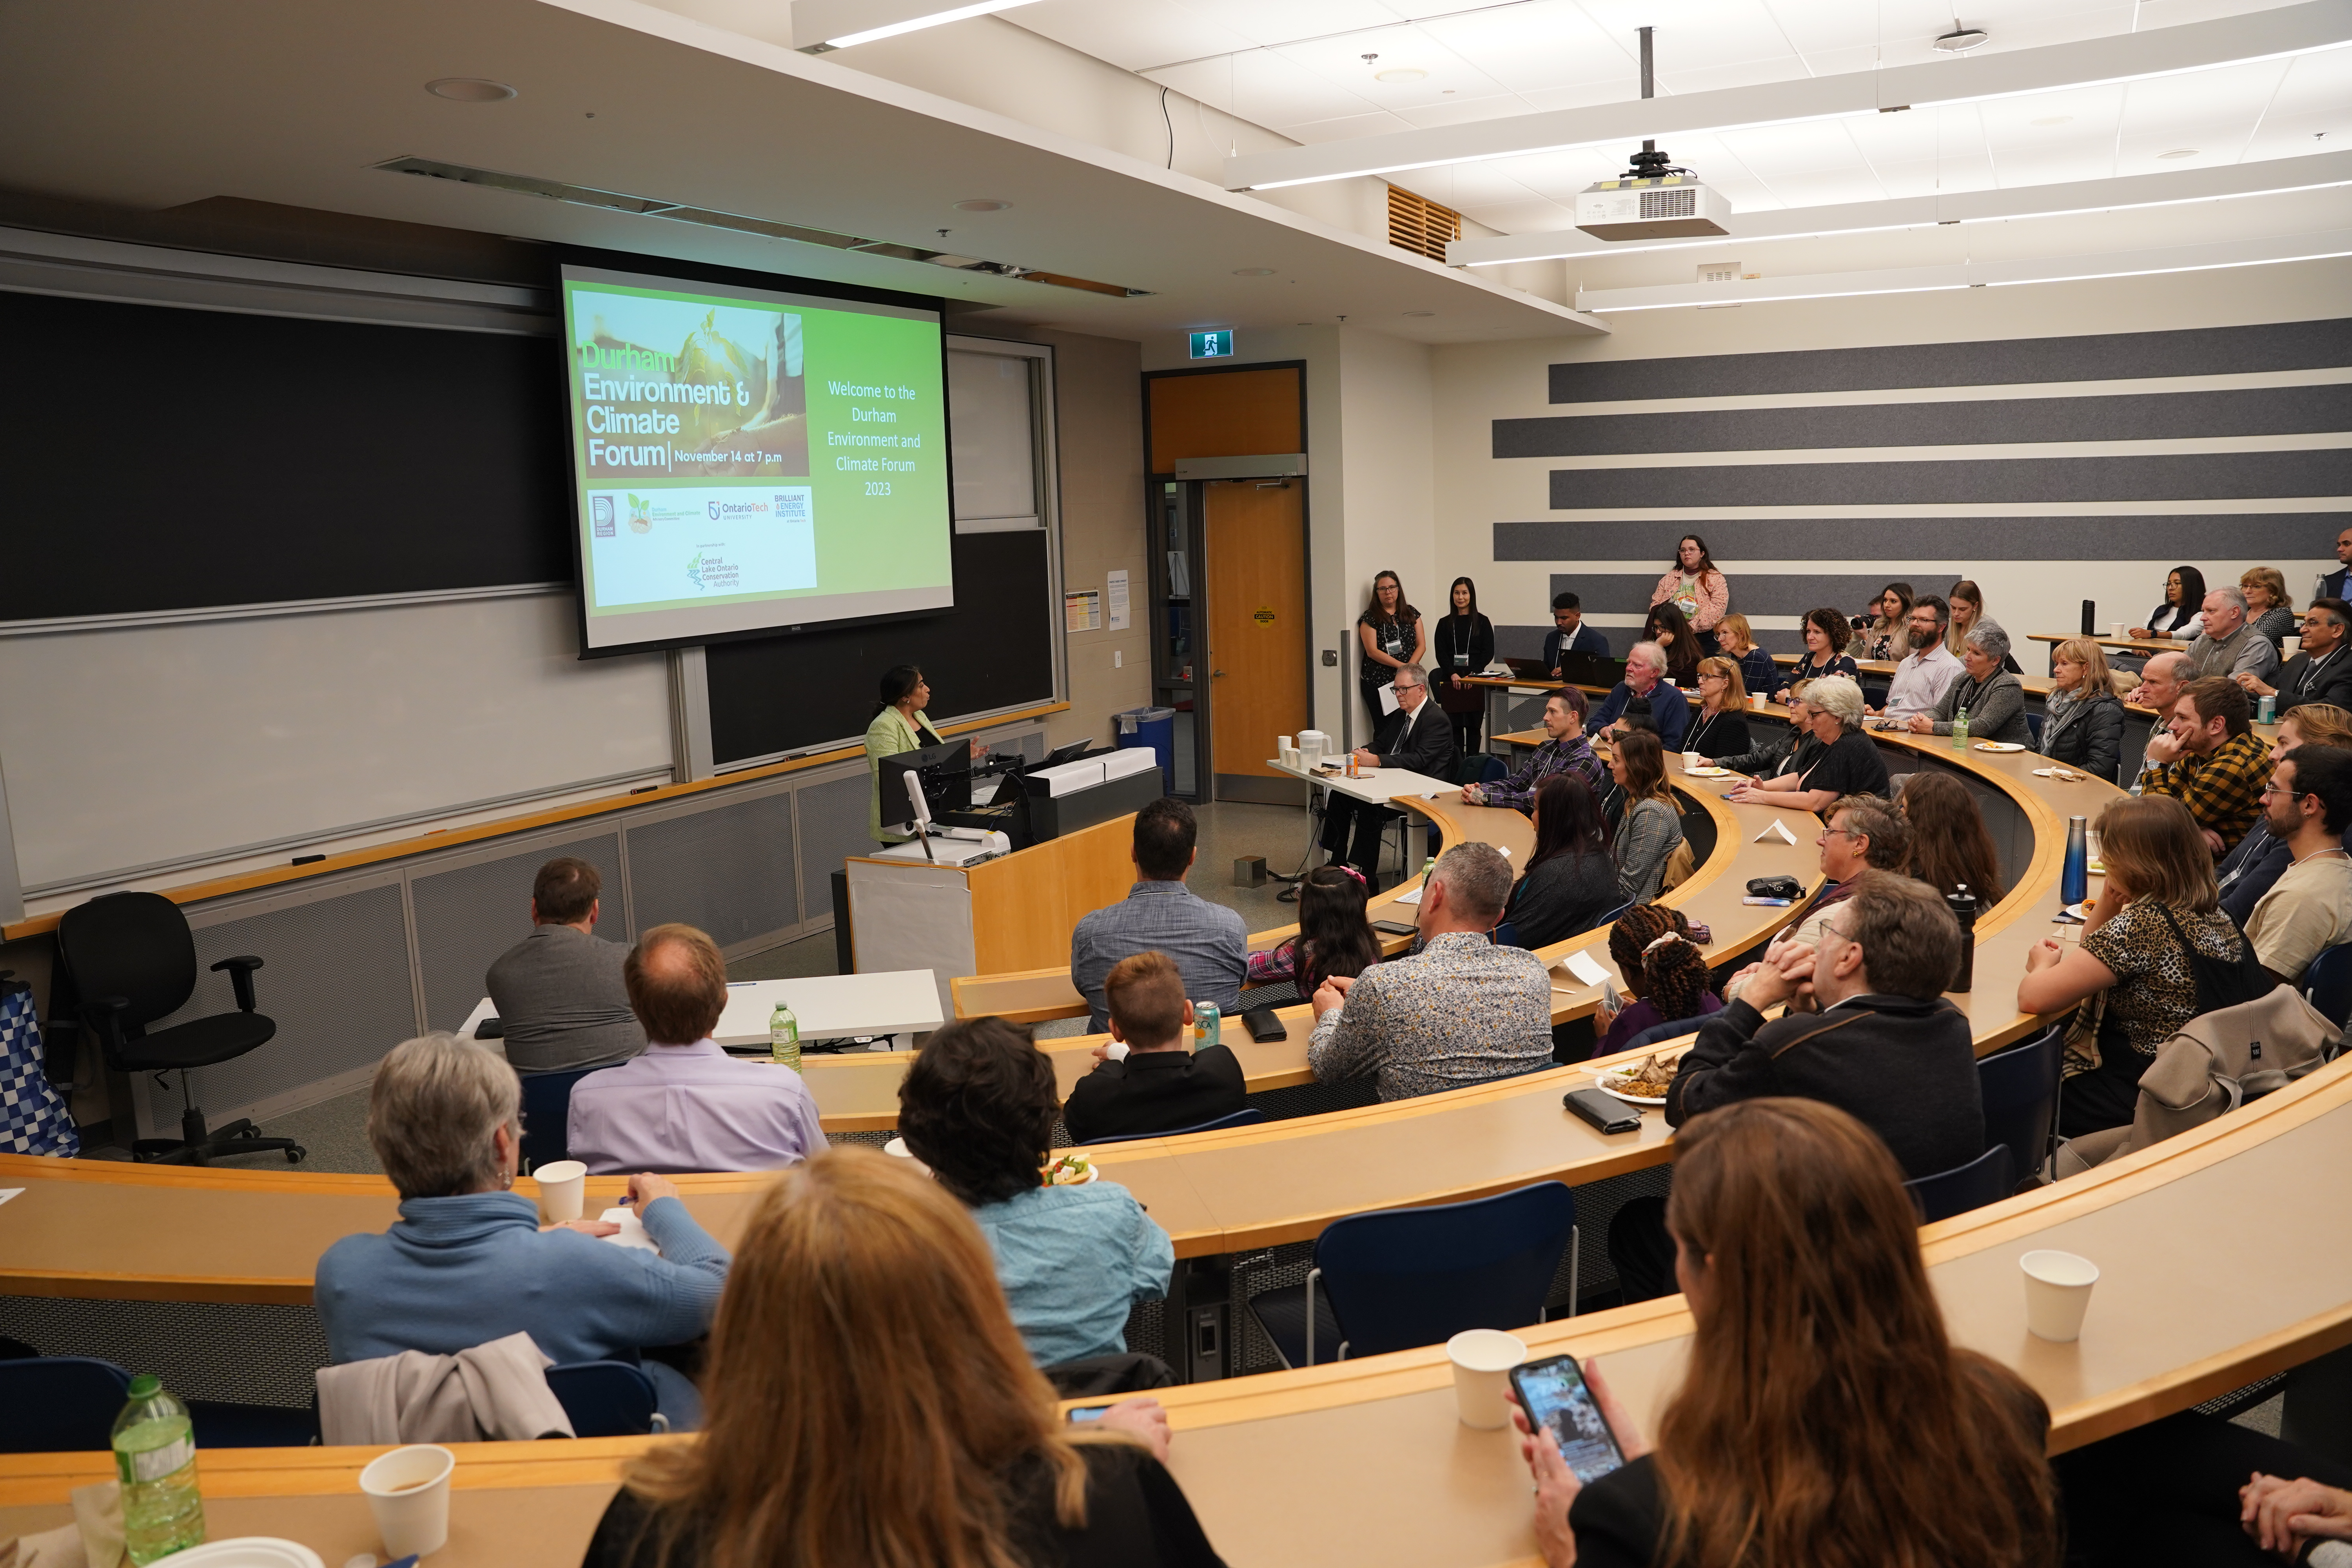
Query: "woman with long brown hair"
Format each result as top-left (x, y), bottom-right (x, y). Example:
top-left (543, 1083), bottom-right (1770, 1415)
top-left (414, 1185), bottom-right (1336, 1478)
top-left (1640, 601), bottom-right (1702, 686)
top-left (1607, 729), bottom-right (1684, 904)
top-left (1651, 534), bottom-right (1728, 632)
top-left (586, 1146), bottom-right (1224, 1568)
top-left (1357, 570), bottom-right (1425, 728)
top-left (1855, 581), bottom-right (1915, 662)
top-left (1513, 1097), bottom-right (2060, 1568)
top-left (1506, 773), bottom-right (1618, 951)
top-left (1898, 769), bottom-right (2009, 908)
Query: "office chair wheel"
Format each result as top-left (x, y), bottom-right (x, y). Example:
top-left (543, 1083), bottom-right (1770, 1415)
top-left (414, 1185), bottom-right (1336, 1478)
top-left (285, 1145), bottom-right (307, 1164)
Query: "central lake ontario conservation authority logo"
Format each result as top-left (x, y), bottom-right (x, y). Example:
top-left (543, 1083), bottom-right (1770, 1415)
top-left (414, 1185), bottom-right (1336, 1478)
top-left (686, 552), bottom-right (704, 592)
top-left (628, 494), bottom-right (652, 534)
top-left (591, 496), bottom-right (616, 537)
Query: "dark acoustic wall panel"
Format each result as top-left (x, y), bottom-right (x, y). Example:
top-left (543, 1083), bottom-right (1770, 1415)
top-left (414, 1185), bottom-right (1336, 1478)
top-left (1495, 514), bottom-right (2338, 562)
top-left (795, 770), bottom-right (876, 920)
top-left (4, 292), bottom-right (568, 617)
top-left (706, 528), bottom-right (1055, 765)
top-left (1549, 450), bottom-right (2350, 510)
top-left (410, 833), bottom-right (625, 1035)
top-left (625, 790), bottom-right (798, 948)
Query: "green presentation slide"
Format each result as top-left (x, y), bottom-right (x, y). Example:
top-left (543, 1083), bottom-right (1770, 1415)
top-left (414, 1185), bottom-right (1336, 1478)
top-left (559, 265), bottom-right (953, 652)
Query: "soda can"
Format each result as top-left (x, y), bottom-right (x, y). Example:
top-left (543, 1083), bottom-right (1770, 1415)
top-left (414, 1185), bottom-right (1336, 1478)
top-left (2258, 693), bottom-right (2277, 724)
top-left (1192, 1002), bottom-right (1221, 1051)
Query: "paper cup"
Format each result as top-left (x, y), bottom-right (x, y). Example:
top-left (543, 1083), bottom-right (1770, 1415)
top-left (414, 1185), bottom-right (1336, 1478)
top-left (1446, 1328), bottom-right (1526, 1429)
top-left (2110, 621), bottom-right (2127, 641)
top-left (1278, 735), bottom-right (1293, 753)
top-left (359, 1443), bottom-right (454, 1559)
top-left (1751, 692), bottom-right (1766, 710)
top-left (531, 1159), bottom-right (586, 1224)
top-left (883, 1137), bottom-right (932, 1174)
top-left (1681, 751), bottom-right (1702, 772)
top-left (2020, 1249), bottom-right (2099, 1342)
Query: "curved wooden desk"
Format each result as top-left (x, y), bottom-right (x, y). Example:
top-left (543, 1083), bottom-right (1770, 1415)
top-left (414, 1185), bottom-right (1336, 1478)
top-left (7, 1060), bottom-right (2343, 1568)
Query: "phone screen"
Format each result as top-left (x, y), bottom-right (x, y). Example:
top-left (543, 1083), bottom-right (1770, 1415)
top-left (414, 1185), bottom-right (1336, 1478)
top-left (1509, 1355), bottom-right (1626, 1484)
top-left (1065, 1405), bottom-right (1114, 1424)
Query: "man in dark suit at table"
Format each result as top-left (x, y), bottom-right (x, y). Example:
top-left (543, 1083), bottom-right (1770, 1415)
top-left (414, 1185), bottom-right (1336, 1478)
top-left (2319, 527), bottom-right (2352, 605)
top-left (1542, 592), bottom-right (1612, 674)
top-left (2239, 598), bottom-right (2352, 717)
top-left (1063, 951), bottom-right (1247, 1144)
top-left (1318, 664), bottom-right (1460, 882)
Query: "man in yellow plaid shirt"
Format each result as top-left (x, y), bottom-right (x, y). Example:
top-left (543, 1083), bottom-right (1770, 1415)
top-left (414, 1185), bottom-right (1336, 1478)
top-left (2141, 677), bottom-right (2275, 855)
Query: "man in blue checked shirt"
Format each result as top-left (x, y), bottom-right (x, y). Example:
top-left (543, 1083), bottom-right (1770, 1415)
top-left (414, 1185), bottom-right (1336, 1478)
top-left (1463, 688), bottom-right (1605, 814)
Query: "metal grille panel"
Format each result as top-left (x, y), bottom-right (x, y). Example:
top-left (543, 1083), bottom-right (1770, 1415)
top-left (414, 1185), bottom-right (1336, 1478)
top-left (795, 770), bottom-right (875, 921)
top-left (410, 833), bottom-right (623, 1035)
top-left (145, 881), bottom-right (416, 1129)
top-left (626, 790), bottom-right (797, 948)
top-left (1639, 187), bottom-right (1697, 218)
top-left (0, 1297), bottom-right (327, 1408)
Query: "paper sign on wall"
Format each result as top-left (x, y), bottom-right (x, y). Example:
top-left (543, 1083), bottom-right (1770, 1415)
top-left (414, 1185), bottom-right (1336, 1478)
top-left (1107, 570), bottom-right (1131, 631)
top-left (1065, 590), bottom-right (1101, 632)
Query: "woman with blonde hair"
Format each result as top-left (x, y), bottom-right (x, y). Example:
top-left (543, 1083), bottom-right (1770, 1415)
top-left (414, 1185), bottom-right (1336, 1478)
top-left (2018, 795), bottom-right (2270, 1137)
top-left (2216, 702), bottom-right (2352, 923)
top-left (2241, 566), bottom-right (2295, 652)
top-left (585, 1146), bottom-right (1223, 1568)
top-left (1710, 613), bottom-right (1777, 694)
top-left (1683, 657), bottom-right (1751, 761)
top-left (2034, 637), bottom-right (2125, 782)
top-left (1943, 580), bottom-right (2007, 661)
top-left (1515, 1097), bottom-right (2060, 1568)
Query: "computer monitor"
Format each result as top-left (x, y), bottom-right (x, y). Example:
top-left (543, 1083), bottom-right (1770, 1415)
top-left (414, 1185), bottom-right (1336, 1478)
top-left (1042, 738), bottom-right (1094, 768)
top-left (876, 738), bottom-right (973, 836)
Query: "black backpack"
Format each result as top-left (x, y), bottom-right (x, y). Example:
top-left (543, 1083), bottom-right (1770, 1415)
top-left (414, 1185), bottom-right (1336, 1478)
top-left (2152, 902), bottom-right (2277, 1018)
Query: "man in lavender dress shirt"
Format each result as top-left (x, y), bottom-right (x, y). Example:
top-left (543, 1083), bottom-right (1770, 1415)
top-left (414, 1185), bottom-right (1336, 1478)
top-left (567, 923), bottom-right (827, 1175)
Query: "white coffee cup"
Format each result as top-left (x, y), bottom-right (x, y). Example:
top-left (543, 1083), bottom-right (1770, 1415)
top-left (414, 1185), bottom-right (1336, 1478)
top-left (2110, 621), bottom-right (2127, 641)
top-left (532, 1160), bottom-right (587, 1225)
top-left (359, 1443), bottom-right (455, 1559)
top-left (1278, 735), bottom-right (1294, 753)
top-left (1446, 1328), bottom-right (1526, 1429)
top-left (1682, 751), bottom-right (1703, 772)
top-left (1751, 692), bottom-right (1766, 710)
top-left (2020, 1249), bottom-right (2099, 1342)
top-left (883, 1137), bottom-right (932, 1174)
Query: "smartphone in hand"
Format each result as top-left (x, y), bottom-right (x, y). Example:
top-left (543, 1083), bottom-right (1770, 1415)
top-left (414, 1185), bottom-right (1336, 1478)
top-left (1509, 1354), bottom-right (1627, 1484)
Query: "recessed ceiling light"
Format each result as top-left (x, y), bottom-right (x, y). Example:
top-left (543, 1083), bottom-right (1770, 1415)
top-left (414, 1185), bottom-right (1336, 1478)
top-left (953, 198), bottom-right (1013, 212)
top-left (1931, 25), bottom-right (1989, 52)
top-left (1375, 68), bottom-right (1427, 83)
top-left (2030, 115), bottom-right (2072, 126)
top-left (426, 78), bottom-right (516, 102)
top-left (2158, 148), bottom-right (2200, 159)
top-left (1403, 310), bottom-right (1436, 317)
top-left (1233, 267), bottom-right (1277, 276)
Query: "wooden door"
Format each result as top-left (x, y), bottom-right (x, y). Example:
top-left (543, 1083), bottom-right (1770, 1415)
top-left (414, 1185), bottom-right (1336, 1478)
top-left (1204, 479), bottom-right (1309, 804)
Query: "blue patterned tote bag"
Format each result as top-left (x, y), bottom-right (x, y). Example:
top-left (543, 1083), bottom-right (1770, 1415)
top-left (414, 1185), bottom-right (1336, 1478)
top-left (0, 974), bottom-right (79, 1156)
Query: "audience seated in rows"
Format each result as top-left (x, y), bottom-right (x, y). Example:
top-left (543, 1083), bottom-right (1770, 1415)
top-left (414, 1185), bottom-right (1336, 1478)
top-left (2240, 596), bottom-right (2352, 715)
top-left (1589, 642), bottom-right (1690, 751)
top-left (1593, 905), bottom-right (1720, 1057)
top-left (2190, 586), bottom-right (2281, 683)
top-left (1243, 864), bottom-right (1381, 1003)
top-left (1638, 602), bottom-right (1702, 686)
top-left (2125, 649), bottom-right (2193, 717)
top-left (1900, 771), bottom-right (2010, 907)
top-left (2141, 677), bottom-right (2275, 855)
top-left (316, 1033), bottom-right (728, 1428)
top-left (582, 1147), bottom-right (1220, 1568)
top-left (1071, 798), bottom-right (1246, 1033)
top-left (1543, 591), bottom-right (1610, 672)
top-left (2218, 704), bottom-right (2352, 923)
top-left (2243, 744), bottom-right (2352, 986)
top-left (898, 1018), bottom-right (1172, 1368)
top-left (1463, 688), bottom-right (1605, 812)
top-left (1723, 793), bottom-right (1910, 1007)
top-left (1728, 675), bottom-right (1891, 813)
top-left (1318, 662), bottom-right (1459, 880)
top-left (1911, 624), bottom-right (2031, 744)
top-left (2241, 566), bottom-right (2296, 652)
top-left (1710, 613), bottom-right (1777, 696)
top-left (2019, 796), bottom-right (2272, 1138)
top-left (2131, 564), bottom-right (2206, 640)
top-left (1307, 843), bottom-right (1551, 1102)
top-left (1683, 657), bottom-right (1751, 760)
top-left (1504, 773), bottom-right (1620, 950)
top-left (1877, 595), bottom-right (1963, 723)
top-left (1063, 951), bottom-right (1247, 1144)
top-left (1773, 608), bottom-right (1860, 701)
top-left (2034, 637), bottom-right (2126, 783)
top-left (1606, 730), bottom-right (1685, 904)
top-left (566, 924), bottom-right (826, 1176)
top-left (1715, 681), bottom-right (1821, 780)
top-left (1535, 1099), bottom-right (2058, 1567)
top-left (484, 857), bottom-right (645, 1075)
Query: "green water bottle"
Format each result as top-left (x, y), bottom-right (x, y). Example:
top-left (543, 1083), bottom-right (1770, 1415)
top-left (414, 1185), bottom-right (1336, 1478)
top-left (112, 1374), bottom-right (204, 1564)
top-left (769, 1000), bottom-right (802, 1073)
top-left (1951, 706), bottom-right (1969, 750)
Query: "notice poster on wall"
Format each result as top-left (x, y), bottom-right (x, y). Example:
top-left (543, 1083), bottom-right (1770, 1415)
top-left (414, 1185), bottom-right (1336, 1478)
top-left (560, 264), bottom-right (953, 654)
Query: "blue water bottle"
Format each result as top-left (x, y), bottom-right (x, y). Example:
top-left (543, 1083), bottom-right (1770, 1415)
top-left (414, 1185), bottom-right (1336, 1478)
top-left (2061, 815), bottom-right (2089, 908)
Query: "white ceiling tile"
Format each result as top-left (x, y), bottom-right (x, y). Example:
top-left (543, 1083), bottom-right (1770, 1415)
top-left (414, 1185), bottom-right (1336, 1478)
top-left (1008, 0), bottom-right (1257, 73)
top-left (1390, 93), bottom-right (1548, 130)
top-left (1272, 109), bottom-right (1418, 143)
top-left (1163, 0), bottom-right (1412, 50)
top-left (1265, 21), bottom-right (1516, 109)
top-left (1408, 1), bottom-right (1633, 94)
top-left (1455, 198), bottom-right (1580, 231)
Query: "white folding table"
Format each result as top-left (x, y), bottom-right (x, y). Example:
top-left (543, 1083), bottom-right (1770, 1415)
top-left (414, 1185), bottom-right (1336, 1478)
top-left (455, 969), bottom-right (944, 1054)
top-left (1265, 757), bottom-right (1461, 891)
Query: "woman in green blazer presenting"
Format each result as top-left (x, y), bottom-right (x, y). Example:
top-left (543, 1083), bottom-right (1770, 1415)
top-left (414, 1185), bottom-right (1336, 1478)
top-left (865, 665), bottom-right (980, 844)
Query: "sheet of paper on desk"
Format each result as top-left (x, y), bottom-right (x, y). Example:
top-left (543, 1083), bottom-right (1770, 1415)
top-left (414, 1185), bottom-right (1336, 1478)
top-left (598, 1207), bottom-right (661, 1254)
top-left (0, 1187), bottom-right (20, 1207)
top-left (1557, 950), bottom-right (1610, 987)
top-left (1753, 819), bottom-right (1797, 845)
top-left (1392, 886), bottom-right (1423, 905)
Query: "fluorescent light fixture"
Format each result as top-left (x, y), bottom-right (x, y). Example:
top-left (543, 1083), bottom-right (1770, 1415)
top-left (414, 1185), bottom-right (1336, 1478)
top-left (1572, 229), bottom-right (2352, 312)
top-left (1447, 151), bottom-right (2352, 266)
top-left (1223, 1), bottom-right (2352, 191)
top-left (792, 0), bottom-right (1040, 51)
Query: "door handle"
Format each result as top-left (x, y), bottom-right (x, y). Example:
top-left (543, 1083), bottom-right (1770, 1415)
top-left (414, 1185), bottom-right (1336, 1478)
top-left (1212, 669), bottom-right (1227, 677)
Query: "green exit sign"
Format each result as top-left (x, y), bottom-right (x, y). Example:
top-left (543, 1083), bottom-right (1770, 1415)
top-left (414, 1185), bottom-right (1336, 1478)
top-left (1189, 329), bottom-right (1234, 359)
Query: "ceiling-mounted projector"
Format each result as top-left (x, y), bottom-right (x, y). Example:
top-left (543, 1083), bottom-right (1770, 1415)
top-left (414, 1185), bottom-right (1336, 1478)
top-left (1575, 26), bottom-right (1730, 240)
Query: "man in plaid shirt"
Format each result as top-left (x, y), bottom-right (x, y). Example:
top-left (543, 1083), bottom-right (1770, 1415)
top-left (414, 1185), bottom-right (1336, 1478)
top-left (1462, 688), bottom-right (1606, 813)
top-left (2142, 677), bottom-right (2275, 855)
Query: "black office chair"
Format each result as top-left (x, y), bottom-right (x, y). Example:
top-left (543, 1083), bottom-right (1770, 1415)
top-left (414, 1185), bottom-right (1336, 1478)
top-left (55, 892), bottom-right (305, 1166)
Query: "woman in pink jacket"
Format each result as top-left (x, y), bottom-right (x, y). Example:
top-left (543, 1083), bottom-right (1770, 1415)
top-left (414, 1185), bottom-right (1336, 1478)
top-left (1651, 534), bottom-right (1729, 632)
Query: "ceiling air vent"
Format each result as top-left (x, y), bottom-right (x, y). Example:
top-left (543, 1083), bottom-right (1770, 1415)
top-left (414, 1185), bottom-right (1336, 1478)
top-left (1387, 185), bottom-right (1463, 262)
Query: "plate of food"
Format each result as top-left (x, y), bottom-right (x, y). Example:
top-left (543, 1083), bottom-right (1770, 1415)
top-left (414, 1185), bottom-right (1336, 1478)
top-left (1592, 1052), bottom-right (1678, 1106)
top-left (1973, 741), bottom-right (2027, 752)
top-left (1043, 1151), bottom-right (1099, 1186)
top-left (1683, 765), bottom-right (1733, 779)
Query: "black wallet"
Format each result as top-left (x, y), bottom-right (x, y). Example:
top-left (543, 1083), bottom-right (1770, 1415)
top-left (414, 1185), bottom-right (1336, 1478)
top-left (1564, 1087), bottom-right (1642, 1134)
top-left (1242, 1007), bottom-right (1285, 1043)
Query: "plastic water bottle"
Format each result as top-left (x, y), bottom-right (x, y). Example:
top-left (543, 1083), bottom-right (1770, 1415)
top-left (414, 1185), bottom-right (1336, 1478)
top-left (769, 1000), bottom-right (802, 1073)
top-left (1951, 706), bottom-right (1970, 750)
top-left (1192, 1002), bottom-right (1221, 1051)
top-left (112, 1374), bottom-right (204, 1564)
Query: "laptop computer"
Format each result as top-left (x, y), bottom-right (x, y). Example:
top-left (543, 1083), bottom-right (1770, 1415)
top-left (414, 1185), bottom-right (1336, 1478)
top-left (1560, 652), bottom-right (1628, 689)
top-left (1502, 656), bottom-right (1556, 681)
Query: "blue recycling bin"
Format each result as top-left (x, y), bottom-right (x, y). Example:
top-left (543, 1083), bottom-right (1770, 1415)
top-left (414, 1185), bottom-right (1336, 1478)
top-left (1114, 705), bottom-right (1176, 796)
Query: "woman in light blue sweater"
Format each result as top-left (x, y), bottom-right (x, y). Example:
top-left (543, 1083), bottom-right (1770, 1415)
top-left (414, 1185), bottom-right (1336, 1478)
top-left (314, 1033), bottom-right (731, 1427)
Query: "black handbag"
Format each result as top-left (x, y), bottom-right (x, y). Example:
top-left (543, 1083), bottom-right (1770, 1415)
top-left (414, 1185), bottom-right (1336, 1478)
top-left (1746, 875), bottom-right (1802, 900)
